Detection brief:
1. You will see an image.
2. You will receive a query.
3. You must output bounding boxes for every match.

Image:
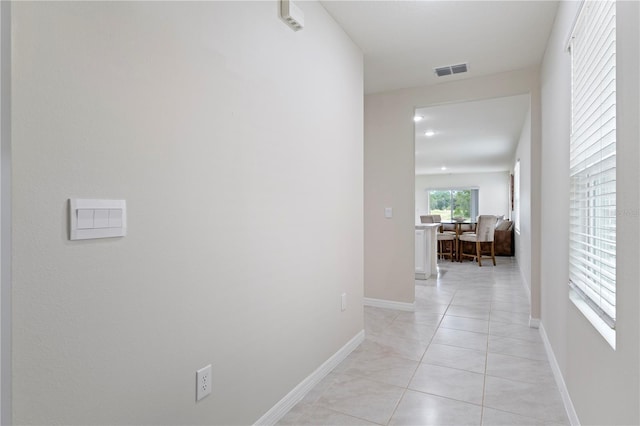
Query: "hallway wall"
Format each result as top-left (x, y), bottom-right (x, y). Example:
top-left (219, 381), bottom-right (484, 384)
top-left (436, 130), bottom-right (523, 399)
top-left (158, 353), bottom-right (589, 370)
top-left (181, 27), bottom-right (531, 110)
top-left (11, 2), bottom-right (364, 424)
top-left (540, 1), bottom-right (640, 424)
top-left (365, 68), bottom-right (539, 305)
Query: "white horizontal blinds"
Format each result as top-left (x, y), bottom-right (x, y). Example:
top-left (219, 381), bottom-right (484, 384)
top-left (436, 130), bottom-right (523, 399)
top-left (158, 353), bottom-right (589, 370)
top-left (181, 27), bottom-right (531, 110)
top-left (514, 160), bottom-right (520, 231)
top-left (569, 0), bottom-right (616, 327)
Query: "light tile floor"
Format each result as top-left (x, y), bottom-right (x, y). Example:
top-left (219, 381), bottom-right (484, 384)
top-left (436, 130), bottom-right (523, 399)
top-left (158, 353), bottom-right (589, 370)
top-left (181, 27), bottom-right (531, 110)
top-left (278, 257), bottom-right (569, 426)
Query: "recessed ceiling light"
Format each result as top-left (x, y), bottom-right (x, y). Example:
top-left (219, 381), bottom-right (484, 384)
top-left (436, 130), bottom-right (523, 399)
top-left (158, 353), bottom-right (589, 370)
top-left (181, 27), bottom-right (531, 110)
top-left (441, 166), bottom-right (447, 171)
top-left (425, 130), bottom-right (435, 137)
top-left (414, 115), bottom-right (424, 122)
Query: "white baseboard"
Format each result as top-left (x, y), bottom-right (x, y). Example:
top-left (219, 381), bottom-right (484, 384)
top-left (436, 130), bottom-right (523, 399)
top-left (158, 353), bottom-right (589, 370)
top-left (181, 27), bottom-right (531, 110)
top-left (529, 317), bottom-right (540, 329)
top-left (363, 297), bottom-right (415, 312)
top-left (516, 257), bottom-right (541, 329)
top-left (539, 323), bottom-right (580, 426)
top-left (254, 329), bottom-right (365, 426)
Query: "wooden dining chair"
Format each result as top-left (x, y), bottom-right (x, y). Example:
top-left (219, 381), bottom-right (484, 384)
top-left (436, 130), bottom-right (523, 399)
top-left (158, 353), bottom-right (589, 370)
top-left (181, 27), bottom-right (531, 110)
top-left (458, 215), bottom-right (497, 266)
top-left (437, 232), bottom-right (456, 262)
top-left (419, 215), bottom-right (435, 223)
top-left (420, 215), bottom-right (455, 260)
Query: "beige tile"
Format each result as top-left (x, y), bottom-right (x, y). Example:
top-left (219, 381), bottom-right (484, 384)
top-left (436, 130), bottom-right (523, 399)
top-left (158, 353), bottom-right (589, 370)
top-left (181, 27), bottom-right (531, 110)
top-left (451, 299), bottom-right (493, 311)
top-left (422, 343), bottom-right (487, 374)
top-left (358, 332), bottom-right (428, 362)
top-left (390, 390), bottom-right (482, 426)
top-left (364, 307), bottom-right (400, 335)
top-left (377, 320), bottom-right (438, 343)
top-left (295, 406), bottom-right (379, 426)
top-left (485, 353), bottom-right (556, 387)
top-left (393, 311), bottom-right (444, 327)
top-left (488, 335), bottom-right (548, 361)
top-left (409, 363), bottom-right (485, 405)
top-left (335, 353), bottom-right (419, 388)
top-left (489, 322), bottom-right (542, 343)
top-left (414, 298), bottom-right (450, 314)
top-left (441, 315), bottom-right (490, 333)
top-left (482, 408), bottom-right (551, 426)
top-left (491, 301), bottom-right (531, 314)
top-left (446, 305), bottom-right (491, 321)
top-left (489, 310), bottom-right (531, 326)
top-left (316, 374), bottom-right (404, 425)
top-left (483, 376), bottom-right (569, 424)
top-left (432, 327), bottom-right (488, 352)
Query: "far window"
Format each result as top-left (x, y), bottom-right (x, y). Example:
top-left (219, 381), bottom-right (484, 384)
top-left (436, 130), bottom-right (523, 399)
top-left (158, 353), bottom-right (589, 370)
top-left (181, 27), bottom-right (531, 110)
top-left (514, 160), bottom-right (520, 232)
top-left (428, 189), bottom-right (478, 221)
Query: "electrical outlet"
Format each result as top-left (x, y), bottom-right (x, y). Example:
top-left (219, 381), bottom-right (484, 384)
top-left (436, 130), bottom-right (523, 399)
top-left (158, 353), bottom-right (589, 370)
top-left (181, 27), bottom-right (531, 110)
top-left (196, 364), bottom-right (212, 401)
top-left (341, 293), bottom-right (347, 311)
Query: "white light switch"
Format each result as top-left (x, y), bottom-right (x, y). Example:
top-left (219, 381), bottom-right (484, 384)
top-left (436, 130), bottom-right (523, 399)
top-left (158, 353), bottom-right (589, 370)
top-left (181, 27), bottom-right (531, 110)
top-left (108, 209), bottom-right (123, 228)
top-left (94, 209), bottom-right (109, 228)
top-left (77, 209), bottom-right (94, 229)
top-left (70, 199), bottom-right (127, 240)
top-left (385, 207), bottom-right (393, 218)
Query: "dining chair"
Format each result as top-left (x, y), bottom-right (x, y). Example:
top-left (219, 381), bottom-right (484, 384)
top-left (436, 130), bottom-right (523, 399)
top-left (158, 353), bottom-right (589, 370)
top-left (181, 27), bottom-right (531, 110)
top-left (419, 215), bottom-right (435, 223)
top-left (458, 215), bottom-right (497, 266)
top-left (420, 215), bottom-right (455, 261)
top-left (431, 215), bottom-right (456, 235)
top-left (436, 232), bottom-right (456, 262)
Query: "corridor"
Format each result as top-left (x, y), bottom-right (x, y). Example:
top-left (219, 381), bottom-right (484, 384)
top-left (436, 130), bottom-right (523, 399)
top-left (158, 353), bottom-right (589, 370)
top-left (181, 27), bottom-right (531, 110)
top-left (279, 258), bottom-right (569, 425)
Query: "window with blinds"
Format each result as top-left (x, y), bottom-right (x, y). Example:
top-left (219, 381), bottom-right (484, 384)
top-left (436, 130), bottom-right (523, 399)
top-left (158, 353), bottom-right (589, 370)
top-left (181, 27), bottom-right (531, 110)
top-left (514, 160), bottom-right (520, 232)
top-left (568, 0), bottom-right (616, 342)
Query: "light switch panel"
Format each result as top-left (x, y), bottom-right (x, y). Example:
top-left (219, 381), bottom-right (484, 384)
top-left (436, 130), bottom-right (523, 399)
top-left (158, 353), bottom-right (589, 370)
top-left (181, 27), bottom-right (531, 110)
top-left (384, 207), bottom-right (393, 218)
top-left (69, 199), bottom-right (127, 240)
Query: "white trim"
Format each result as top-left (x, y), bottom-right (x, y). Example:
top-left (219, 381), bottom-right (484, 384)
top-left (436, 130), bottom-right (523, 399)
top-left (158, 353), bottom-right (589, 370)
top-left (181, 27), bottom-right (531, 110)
top-left (253, 330), bottom-right (365, 426)
top-left (565, 0), bottom-right (586, 52)
top-left (539, 323), bottom-right (580, 426)
top-left (569, 289), bottom-right (616, 349)
top-left (363, 297), bottom-right (415, 312)
top-left (0, 2), bottom-right (10, 423)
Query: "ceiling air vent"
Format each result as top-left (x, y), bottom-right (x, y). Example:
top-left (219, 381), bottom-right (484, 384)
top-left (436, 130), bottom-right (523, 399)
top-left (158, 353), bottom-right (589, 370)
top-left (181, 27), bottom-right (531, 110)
top-left (434, 63), bottom-right (469, 77)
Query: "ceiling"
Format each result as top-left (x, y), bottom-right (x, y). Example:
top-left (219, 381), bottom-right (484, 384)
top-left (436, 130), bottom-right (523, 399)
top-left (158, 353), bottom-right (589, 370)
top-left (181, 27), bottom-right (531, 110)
top-left (321, 1), bottom-right (559, 95)
top-left (414, 94), bottom-right (530, 175)
top-left (320, 1), bottom-right (558, 176)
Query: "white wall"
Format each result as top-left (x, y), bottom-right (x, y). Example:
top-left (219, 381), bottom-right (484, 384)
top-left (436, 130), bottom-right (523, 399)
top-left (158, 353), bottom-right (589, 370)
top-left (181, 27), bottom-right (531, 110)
top-left (513, 107), bottom-right (531, 294)
top-left (365, 68), bottom-right (539, 304)
top-left (415, 171), bottom-right (510, 224)
top-left (540, 1), bottom-right (639, 424)
top-left (11, 2), bottom-right (364, 424)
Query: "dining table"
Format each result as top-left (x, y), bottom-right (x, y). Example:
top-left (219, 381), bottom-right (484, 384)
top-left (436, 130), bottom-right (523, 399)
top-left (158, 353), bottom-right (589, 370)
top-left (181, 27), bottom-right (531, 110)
top-left (439, 220), bottom-right (476, 237)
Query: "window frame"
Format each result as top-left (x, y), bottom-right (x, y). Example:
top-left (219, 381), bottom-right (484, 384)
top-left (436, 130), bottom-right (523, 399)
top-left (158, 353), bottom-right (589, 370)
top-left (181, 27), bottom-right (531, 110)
top-left (427, 188), bottom-right (479, 221)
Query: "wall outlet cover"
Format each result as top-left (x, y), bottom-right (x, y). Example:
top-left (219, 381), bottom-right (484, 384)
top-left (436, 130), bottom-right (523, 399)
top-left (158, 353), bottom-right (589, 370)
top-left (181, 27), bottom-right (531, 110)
top-left (196, 364), bottom-right (212, 401)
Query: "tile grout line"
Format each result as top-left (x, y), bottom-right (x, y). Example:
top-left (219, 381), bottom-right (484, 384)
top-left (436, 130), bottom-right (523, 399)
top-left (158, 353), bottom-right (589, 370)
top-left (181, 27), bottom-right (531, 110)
top-left (384, 269), bottom-right (458, 425)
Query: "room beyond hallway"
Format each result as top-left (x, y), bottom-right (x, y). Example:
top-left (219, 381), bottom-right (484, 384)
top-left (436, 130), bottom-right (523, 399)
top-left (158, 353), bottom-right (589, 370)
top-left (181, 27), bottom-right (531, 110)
top-left (278, 258), bottom-right (569, 425)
